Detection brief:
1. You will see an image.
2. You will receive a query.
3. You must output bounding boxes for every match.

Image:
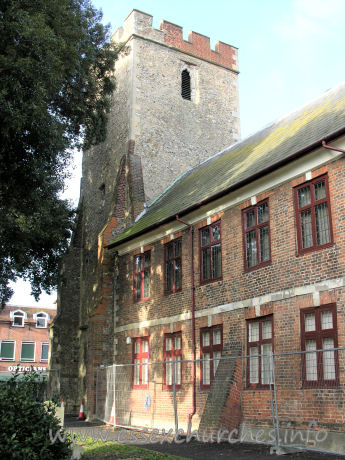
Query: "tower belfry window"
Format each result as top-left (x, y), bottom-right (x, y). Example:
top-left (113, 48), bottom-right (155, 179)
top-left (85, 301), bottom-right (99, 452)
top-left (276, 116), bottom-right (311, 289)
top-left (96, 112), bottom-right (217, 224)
top-left (181, 69), bottom-right (191, 100)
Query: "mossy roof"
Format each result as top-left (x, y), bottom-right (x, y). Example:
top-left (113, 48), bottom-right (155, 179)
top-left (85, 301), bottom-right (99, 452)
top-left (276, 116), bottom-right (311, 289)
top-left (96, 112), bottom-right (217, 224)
top-left (109, 82), bottom-right (345, 248)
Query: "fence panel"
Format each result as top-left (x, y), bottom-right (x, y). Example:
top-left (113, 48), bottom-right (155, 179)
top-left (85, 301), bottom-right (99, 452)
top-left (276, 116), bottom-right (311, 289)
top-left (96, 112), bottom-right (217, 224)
top-left (95, 351), bottom-right (345, 454)
top-left (272, 347), bottom-right (345, 453)
top-left (96, 362), bottom-right (178, 430)
top-left (95, 365), bottom-right (114, 425)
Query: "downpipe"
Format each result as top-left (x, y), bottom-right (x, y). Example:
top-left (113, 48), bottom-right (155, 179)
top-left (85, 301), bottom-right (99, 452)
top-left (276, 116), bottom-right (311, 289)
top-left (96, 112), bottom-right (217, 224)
top-left (176, 215), bottom-right (196, 425)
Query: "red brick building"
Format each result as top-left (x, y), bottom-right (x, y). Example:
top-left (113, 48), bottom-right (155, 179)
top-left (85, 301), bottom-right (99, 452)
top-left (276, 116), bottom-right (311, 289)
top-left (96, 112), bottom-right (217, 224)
top-left (50, 10), bottom-right (345, 452)
top-left (0, 304), bottom-right (56, 380)
top-left (83, 82), bottom-right (345, 450)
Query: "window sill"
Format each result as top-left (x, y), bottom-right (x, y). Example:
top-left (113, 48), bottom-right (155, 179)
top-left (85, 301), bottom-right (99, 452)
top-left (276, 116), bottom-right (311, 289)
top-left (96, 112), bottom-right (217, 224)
top-left (301, 380), bottom-right (339, 389)
top-left (200, 384), bottom-right (212, 391)
top-left (245, 384), bottom-right (271, 390)
top-left (164, 289), bottom-right (182, 296)
top-left (297, 242), bottom-right (334, 256)
top-left (162, 385), bottom-right (182, 391)
top-left (134, 297), bottom-right (151, 304)
top-left (244, 260), bottom-right (271, 273)
top-left (199, 277), bottom-right (223, 287)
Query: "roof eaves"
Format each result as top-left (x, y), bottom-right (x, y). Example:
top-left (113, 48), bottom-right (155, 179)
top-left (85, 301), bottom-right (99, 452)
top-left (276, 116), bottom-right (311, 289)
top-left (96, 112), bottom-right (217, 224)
top-left (106, 126), bottom-right (345, 250)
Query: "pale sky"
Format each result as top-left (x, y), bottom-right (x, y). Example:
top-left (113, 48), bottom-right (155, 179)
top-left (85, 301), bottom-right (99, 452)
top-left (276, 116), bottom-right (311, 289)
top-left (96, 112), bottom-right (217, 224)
top-left (9, 0), bottom-right (345, 306)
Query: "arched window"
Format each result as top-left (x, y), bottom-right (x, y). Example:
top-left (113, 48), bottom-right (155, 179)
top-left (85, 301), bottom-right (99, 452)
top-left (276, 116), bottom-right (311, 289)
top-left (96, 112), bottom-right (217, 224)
top-left (181, 69), bottom-right (191, 100)
top-left (34, 312), bottom-right (49, 328)
top-left (11, 310), bottom-right (26, 327)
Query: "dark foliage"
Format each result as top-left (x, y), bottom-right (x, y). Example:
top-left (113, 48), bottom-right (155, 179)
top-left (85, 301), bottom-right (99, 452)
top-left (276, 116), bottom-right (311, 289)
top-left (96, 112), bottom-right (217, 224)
top-left (0, 0), bottom-right (119, 304)
top-left (0, 371), bottom-right (72, 459)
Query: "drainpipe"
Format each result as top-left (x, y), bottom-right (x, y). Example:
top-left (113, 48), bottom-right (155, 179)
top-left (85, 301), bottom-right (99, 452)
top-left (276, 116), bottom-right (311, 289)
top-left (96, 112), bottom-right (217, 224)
top-left (322, 140), bottom-right (345, 154)
top-left (175, 215), bottom-right (196, 425)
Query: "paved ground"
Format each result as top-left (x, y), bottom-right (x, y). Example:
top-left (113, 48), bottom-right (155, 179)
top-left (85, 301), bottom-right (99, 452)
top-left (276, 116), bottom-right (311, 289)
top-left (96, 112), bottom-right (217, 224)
top-left (64, 416), bottom-right (344, 459)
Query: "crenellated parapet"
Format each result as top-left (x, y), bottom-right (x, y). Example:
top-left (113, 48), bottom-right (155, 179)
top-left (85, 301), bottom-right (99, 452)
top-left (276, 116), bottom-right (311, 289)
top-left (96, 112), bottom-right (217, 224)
top-left (113, 9), bottom-right (238, 71)
top-left (160, 20), bottom-right (238, 70)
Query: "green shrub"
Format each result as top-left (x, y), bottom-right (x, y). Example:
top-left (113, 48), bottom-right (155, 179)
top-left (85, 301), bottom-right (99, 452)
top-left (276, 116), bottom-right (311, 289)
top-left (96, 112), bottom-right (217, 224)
top-left (0, 371), bottom-right (72, 459)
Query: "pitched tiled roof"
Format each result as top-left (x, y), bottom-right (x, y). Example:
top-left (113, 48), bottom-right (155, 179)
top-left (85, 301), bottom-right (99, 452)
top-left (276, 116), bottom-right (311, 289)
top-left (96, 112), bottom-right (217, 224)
top-left (109, 82), bottom-right (345, 248)
top-left (0, 305), bottom-right (56, 320)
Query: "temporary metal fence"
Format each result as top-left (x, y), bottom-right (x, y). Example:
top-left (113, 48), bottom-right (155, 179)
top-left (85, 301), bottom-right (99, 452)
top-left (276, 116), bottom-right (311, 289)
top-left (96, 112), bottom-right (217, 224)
top-left (95, 348), bottom-right (345, 455)
top-left (95, 361), bottom-right (179, 432)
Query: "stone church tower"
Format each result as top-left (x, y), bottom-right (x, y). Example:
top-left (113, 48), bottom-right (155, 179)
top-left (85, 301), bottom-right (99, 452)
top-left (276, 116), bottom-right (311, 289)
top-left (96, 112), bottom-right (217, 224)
top-left (50, 10), bottom-right (240, 413)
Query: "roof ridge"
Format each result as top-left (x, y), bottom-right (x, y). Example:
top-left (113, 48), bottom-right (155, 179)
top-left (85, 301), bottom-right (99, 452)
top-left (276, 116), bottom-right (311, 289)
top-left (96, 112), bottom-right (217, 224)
top-left (267, 80), bottom-right (345, 127)
top-left (5, 304), bottom-right (57, 309)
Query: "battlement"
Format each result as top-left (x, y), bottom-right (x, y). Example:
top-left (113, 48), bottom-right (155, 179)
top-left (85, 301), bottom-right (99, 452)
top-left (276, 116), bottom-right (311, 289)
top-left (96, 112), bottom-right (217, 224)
top-left (113, 10), bottom-right (238, 71)
top-left (160, 20), bottom-right (238, 70)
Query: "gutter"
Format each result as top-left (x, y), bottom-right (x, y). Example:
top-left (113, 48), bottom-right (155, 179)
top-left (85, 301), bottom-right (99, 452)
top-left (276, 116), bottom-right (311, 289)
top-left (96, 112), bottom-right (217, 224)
top-left (321, 140), bottom-right (345, 154)
top-left (107, 126), bottom-right (345, 250)
top-left (175, 215), bottom-right (196, 425)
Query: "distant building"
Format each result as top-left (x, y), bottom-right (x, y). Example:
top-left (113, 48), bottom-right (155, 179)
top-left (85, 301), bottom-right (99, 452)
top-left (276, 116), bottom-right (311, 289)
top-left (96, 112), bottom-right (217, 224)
top-left (0, 304), bottom-right (56, 380)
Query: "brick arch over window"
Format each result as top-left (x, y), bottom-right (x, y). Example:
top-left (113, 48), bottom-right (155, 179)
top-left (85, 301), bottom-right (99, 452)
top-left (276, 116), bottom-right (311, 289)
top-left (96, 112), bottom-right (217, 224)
top-left (181, 69), bottom-right (191, 100)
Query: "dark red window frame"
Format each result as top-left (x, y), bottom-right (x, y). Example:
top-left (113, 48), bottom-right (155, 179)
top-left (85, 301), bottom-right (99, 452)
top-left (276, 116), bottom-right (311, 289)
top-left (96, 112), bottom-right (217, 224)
top-left (246, 315), bottom-right (274, 389)
top-left (300, 304), bottom-right (339, 388)
top-left (133, 251), bottom-right (151, 302)
top-left (242, 199), bottom-right (271, 272)
top-left (200, 325), bottom-right (223, 389)
top-left (132, 337), bottom-right (149, 389)
top-left (164, 238), bottom-right (182, 294)
top-left (199, 221), bottom-right (222, 284)
top-left (163, 332), bottom-right (182, 390)
top-left (294, 174), bottom-right (333, 255)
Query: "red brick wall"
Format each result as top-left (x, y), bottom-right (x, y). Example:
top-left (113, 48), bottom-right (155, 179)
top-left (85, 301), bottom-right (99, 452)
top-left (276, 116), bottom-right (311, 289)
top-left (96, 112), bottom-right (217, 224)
top-left (89, 157), bottom-right (345, 430)
top-left (242, 289), bottom-right (345, 432)
top-left (117, 160), bottom-right (345, 324)
top-left (160, 20), bottom-right (237, 69)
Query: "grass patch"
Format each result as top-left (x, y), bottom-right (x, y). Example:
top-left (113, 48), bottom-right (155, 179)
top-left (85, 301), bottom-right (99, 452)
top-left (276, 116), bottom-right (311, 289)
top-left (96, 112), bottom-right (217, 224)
top-left (78, 436), bottom-right (187, 459)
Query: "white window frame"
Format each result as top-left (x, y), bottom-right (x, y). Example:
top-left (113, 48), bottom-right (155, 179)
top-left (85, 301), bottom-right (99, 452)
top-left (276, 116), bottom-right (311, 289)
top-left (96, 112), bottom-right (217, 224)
top-left (10, 309), bottom-right (27, 327)
top-left (33, 311), bottom-right (49, 328)
top-left (40, 343), bottom-right (49, 362)
top-left (20, 342), bottom-right (36, 362)
top-left (0, 340), bottom-right (16, 361)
